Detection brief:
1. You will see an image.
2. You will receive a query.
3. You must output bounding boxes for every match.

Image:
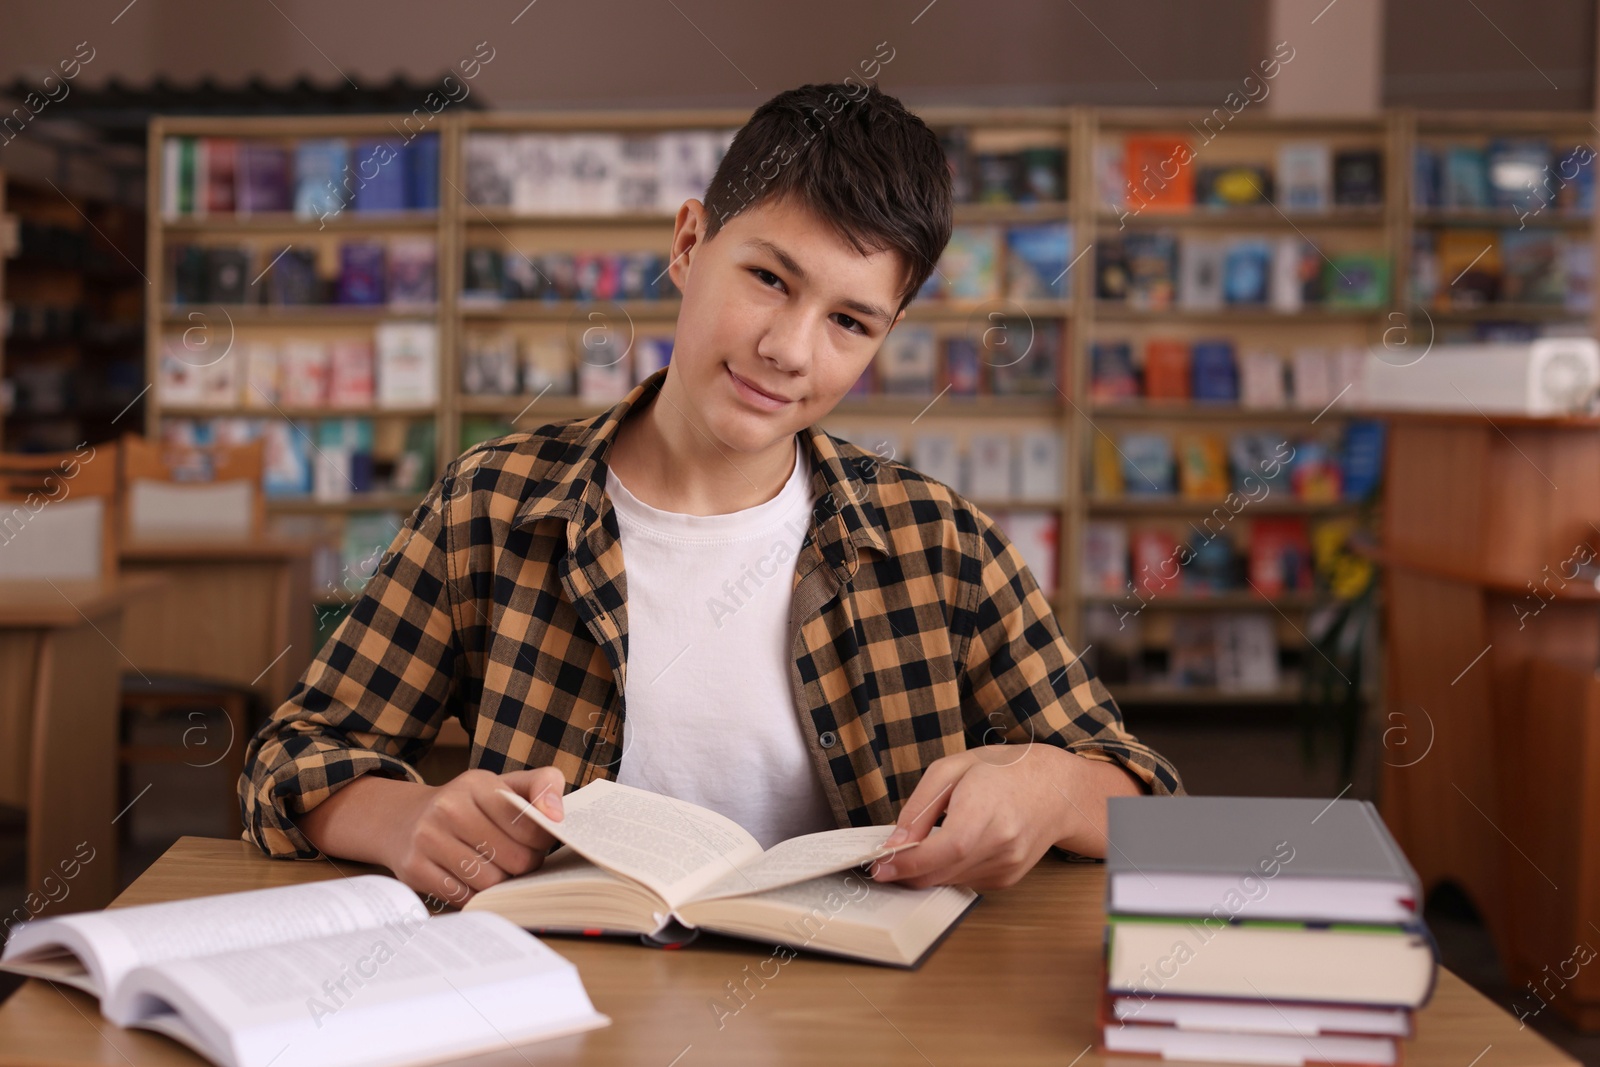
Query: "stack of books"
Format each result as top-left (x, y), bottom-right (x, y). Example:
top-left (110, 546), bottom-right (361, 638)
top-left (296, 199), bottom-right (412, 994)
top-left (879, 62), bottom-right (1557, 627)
top-left (1099, 796), bottom-right (1438, 1066)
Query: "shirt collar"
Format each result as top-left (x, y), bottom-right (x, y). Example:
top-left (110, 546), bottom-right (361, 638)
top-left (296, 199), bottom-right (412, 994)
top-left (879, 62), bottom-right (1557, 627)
top-left (512, 367), bottom-right (890, 561)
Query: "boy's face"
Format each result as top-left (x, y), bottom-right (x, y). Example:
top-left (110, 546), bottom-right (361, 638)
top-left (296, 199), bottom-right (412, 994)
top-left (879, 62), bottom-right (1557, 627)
top-left (662, 195), bottom-right (907, 455)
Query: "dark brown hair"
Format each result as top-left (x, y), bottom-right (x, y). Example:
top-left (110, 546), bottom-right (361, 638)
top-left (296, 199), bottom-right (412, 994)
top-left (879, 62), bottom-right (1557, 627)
top-left (702, 83), bottom-right (952, 312)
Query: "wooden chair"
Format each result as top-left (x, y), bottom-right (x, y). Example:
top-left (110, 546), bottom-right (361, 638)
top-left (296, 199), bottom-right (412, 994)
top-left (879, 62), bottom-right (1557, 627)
top-left (0, 443), bottom-right (120, 582)
top-left (0, 443), bottom-right (123, 898)
top-left (116, 435), bottom-right (268, 841)
top-left (120, 435), bottom-right (265, 543)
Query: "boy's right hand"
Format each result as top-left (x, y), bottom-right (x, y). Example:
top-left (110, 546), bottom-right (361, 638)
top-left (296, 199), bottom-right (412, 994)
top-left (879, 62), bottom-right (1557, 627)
top-left (302, 767), bottom-right (568, 907)
top-left (386, 767), bottom-right (567, 906)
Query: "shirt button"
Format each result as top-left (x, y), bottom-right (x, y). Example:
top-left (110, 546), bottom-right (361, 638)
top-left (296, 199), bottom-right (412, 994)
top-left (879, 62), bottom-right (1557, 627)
top-left (819, 730), bottom-right (837, 749)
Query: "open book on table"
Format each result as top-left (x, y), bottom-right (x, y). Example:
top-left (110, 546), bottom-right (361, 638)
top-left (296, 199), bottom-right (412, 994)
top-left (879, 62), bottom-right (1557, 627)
top-left (464, 778), bottom-right (981, 968)
top-left (0, 874), bottom-right (608, 1067)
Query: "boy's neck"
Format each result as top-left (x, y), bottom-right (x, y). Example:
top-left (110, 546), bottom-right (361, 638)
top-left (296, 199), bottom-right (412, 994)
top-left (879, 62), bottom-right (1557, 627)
top-left (607, 370), bottom-right (800, 517)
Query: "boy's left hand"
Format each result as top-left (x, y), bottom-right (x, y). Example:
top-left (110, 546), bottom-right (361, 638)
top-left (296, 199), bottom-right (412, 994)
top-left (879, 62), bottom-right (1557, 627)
top-left (869, 744), bottom-right (1141, 891)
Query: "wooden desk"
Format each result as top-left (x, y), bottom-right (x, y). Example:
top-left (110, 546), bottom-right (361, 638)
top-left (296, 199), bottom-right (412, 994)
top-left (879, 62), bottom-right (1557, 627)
top-left (1378, 413), bottom-right (1600, 1028)
top-left (0, 837), bottom-right (1576, 1067)
top-left (0, 576), bottom-right (164, 911)
top-left (117, 538), bottom-right (313, 708)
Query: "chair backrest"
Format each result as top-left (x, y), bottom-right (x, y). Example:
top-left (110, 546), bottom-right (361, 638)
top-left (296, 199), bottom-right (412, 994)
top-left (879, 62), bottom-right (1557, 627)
top-left (0, 441), bottom-right (120, 581)
top-left (120, 434), bottom-right (265, 543)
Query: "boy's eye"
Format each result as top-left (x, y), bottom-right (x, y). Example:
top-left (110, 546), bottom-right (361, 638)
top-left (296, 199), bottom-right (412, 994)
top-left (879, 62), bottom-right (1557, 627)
top-left (832, 313), bottom-right (866, 335)
top-left (750, 267), bottom-right (784, 289)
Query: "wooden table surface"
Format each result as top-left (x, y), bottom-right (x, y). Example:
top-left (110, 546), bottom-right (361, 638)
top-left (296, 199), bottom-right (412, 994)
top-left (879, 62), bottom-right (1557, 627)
top-left (0, 836), bottom-right (1577, 1067)
top-left (0, 573), bottom-right (166, 628)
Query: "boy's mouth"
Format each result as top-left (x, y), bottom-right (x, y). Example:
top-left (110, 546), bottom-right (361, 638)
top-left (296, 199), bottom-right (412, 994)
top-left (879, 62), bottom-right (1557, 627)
top-left (726, 365), bottom-right (795, 411)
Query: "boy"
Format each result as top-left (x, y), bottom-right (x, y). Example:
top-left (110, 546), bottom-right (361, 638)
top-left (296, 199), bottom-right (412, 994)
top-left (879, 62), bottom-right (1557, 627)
top-left (240, 83), bottom-right (1182, 906)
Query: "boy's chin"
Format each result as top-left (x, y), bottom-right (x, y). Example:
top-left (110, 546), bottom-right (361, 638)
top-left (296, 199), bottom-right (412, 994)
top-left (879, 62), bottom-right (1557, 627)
top-left (704, 407), bottom-right (804, 456)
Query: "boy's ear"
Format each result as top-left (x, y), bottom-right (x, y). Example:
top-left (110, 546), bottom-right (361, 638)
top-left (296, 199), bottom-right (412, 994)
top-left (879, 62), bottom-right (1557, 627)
top-left (669, 199), bottom-right (709, 290)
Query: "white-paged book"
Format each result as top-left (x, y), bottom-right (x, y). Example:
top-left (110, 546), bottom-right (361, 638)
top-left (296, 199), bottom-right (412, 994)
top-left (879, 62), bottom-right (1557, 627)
top-left (0, 876), bottom-right (609, 1067)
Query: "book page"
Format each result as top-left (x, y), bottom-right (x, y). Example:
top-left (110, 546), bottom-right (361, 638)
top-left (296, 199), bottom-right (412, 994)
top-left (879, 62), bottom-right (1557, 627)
top-left (2, 875), bottom-right (425, 1000)
top-left (497, 780), bottom-right (762, 908)
top-left (689, 826), bottom-right (919, 903)
top-left (108, 913), bottom-right (608, 1066)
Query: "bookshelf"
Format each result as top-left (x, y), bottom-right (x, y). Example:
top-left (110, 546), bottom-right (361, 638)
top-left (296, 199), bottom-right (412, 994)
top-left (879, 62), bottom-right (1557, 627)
top-left (5, 177), bottom-right (145, 453)
top-left (1076, 110), bottom-right (1397, 705)
top-left (140, 107), bottom-right (1600, 701)
top-left (146, 114), bottom-right (456, 628)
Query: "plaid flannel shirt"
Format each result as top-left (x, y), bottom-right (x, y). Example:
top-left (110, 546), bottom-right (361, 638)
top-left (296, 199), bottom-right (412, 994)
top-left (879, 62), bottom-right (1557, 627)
top-left (240, 368), bottom-right (1183, 860)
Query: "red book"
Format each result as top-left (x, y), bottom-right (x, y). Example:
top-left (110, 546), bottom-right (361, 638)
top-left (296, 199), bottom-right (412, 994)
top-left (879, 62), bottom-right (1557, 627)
top-left (1249, 517), bottom-right (1313, 595)
top-left (205, 139), bottom-right (237, 214)
top-left (1142, 339), bottom-right (1191, 400)
top-left (1123, 136), bottom-right (1194, 212)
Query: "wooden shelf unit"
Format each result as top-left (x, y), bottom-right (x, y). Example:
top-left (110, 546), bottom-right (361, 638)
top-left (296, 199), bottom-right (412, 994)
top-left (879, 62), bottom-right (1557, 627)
top-left (140, 107), bottom-right (1600, 691)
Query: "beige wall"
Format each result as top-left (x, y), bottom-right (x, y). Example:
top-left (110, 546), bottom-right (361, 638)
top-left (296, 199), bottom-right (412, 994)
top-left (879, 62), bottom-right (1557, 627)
top-left (3, 0), bottom-right (1272, 110)
top-left (0, 0), bottom-right (1591, 116)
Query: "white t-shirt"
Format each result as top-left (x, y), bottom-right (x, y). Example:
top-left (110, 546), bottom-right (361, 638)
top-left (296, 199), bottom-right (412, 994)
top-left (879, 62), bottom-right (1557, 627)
top-left (607, 436), bottom-right (837, 849)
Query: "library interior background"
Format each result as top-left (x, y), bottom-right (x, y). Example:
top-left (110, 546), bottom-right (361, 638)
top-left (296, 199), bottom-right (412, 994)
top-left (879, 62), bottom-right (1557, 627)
top-left (4, 0), bottom-right (1600, 1059)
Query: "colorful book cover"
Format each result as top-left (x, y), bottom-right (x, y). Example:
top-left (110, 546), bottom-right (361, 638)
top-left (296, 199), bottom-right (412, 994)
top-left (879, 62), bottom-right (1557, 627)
top-left (1436, 230), bottom-right (1500, 306)
top-left (1499, 229), bottom-right (1565, 305)
top-left (1486, 138), bottom-right (1550, 213)
top-left (1194, 164), bottom-right (1272, 207)
top-left (375, 322), bottom-right (439, 408)
top-left (1082, 521), bottom-right (1129, 596)
top-left (1443, 145), bottom-right (1490, 209)
top-left (387, 237), bottom-right (438, 306)
top-left (1123, 136), bottom-right (1194, 211)
top-left (1124, 233), bottom-right (1177, 310)
top-left (1093, 433), bottom-right (1125, 498)
top-left (1190, 340), bottom-right (1238, 403)
top-left (1249, 517), bottom-right (1313, 594)
top-left (328, 340), bottom-right (376, 408)
top-left (204, 247), bottom-right (249, 305)
top-left (1178, 237), bottom-right (1226, 310)
top-left (1177, 433), bottom-right (1229, 501)
top-left (943, 337), bottom-right (983, 396)
top-left (281, 341), bottom-right (330, 407)
top-left (237, 142), bottom-right (292, 214)
top-left (205, 139), bottom-right (237, 214)
top-left (1239, 351), bottom-right (1286, 409)
top-left (351, 139), bottom-right (408, 212)
top-left (878, 325), bottom-right (939, 395)
top-left (294, 138), bottom-right (350, 220)
top-left (1142, 339), bottom-right (1190, 401)
top-left (1412, 144), bottom-right (1441, 210)
top-left (1278, 142), bottom-right (1331, 211)
top-left (1120, 432), bottom-right (1175, 497)
top-left (939, 225), bottom-right (1001, 300)
top-left (337, 241), bottom-right (388, 305)
top-left (404, 133), bottom-right (441, 210)
top-left (990, 322), bottom-right (1061, 396)
top-left (1290, 439), bottom-right (1343, 502)
top-left (1095, 237), bottom-right (1130, 302)
top-left (1005, 223), bottom-right (1072, 299)
top-left (1341, 419), bottom-right (1386, 502)
top-left (1332, 149), bottom-right (1383, 206)
top-left (1323, 253), bottom-right (1390, 308)
top-left (1222, 239), bottom-right (1273, 305)
top-left (262, 421), bottom-right (312, 496)
top-left (267, 248), bottom-right (319, 305)
top-left (1090, 340), bottom-right (1139, 403)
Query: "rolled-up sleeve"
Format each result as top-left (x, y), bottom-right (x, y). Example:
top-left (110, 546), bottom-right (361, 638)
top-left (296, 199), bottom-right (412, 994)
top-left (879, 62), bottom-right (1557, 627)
top-left (958, 508), bottom-right (1184, 798)
top-left (239, 460), bottom-right (466, 859)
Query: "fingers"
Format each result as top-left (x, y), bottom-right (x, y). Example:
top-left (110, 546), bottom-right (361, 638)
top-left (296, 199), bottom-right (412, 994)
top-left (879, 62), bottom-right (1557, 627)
top-left (500, 766), bottom-right (566, 820)
top-left (883, 753), bottom-right (971, 850)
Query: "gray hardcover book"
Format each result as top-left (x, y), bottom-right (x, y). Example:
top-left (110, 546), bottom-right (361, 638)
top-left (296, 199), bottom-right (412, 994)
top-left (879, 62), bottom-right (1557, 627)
top-left (1105, 796), bottom-right (1422, 924)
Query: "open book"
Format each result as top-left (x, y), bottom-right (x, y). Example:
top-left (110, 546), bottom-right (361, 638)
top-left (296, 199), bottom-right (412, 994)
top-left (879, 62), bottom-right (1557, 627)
top-left (463, 778), bottom-right (981, 968)
top-left (0, 875), bottom-right (608, 1067)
